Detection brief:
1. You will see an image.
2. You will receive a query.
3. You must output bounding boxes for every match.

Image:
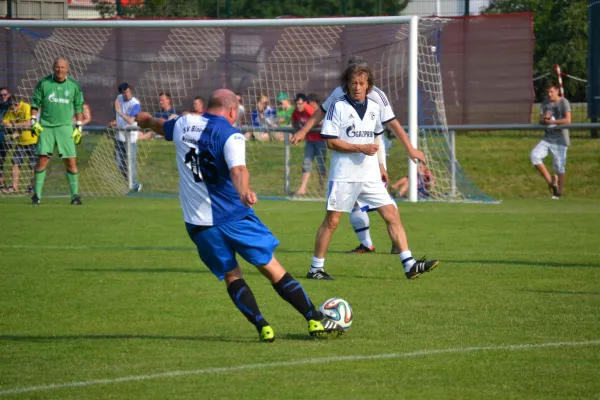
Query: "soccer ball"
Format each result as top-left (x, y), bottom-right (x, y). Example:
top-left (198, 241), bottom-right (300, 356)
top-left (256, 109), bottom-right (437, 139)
top-left (318, 298), bottom-right (353, 331)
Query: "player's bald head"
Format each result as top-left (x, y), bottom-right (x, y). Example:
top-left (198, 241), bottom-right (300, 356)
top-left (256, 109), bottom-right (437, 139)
top-left (53, 57), bottom-right (69, 68)
top-left (52, 57), bottom-right (69, 81)
top-left (208, 89), bottom-right (238, 111)
top-left (207, 89), bottom-right (239, 125)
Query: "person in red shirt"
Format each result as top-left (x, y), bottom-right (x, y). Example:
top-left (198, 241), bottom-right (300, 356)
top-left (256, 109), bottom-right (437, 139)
top-left (291, 93), bottom-right (326, 196)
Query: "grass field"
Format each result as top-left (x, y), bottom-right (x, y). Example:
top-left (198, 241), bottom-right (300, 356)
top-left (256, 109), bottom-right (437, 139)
top-left (1, 197), bottom-right (599, 399)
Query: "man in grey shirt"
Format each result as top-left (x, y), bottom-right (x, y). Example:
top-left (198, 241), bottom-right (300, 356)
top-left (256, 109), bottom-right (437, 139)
top-left (530, 82), bottom-right (571, 198)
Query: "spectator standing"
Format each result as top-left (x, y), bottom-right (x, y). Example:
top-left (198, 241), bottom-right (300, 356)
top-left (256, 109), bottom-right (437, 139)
top-left (81, 103), bottom-right (92, 126)
top-left (193, 96), bottom-right (205, 114)
top-left (307, 93), bottom-right (320, 110)
top-left (276, 92), bottom-right (294, 127)
top-left (235, 92), bottom-right (245, 127)
top-left (530, 82), bottom-right (572, 199)
top-left (0, 86), bottom-right (11, 190)
top-left (114, 82), bottom-right (143, 192)
top-left (2, 96), bottom-right (36, 193)
top-left (155, 92), bottom-right (177, 119)
top-left (291, 93), bottom-right (326, 196)
top-left (71, 103), bottom-right (91, 142)
top-left (248, 94), bottom-right (276, 141)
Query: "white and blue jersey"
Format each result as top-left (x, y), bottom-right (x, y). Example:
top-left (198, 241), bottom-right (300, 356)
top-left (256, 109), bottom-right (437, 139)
top-left (163, 112), bottom-right (251, 226)
top-left (163, 112), bottom-right (279, 280)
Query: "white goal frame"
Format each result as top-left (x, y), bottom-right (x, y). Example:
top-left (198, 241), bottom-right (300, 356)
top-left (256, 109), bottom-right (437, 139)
top-left (1, 16), bottom-right (422, 202)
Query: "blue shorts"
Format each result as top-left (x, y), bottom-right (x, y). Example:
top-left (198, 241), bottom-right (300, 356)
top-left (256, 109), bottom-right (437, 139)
top-left (185, 214), bottom-right (280, 281)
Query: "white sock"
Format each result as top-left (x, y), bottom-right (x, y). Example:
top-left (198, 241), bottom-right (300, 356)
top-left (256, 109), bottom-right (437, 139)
top-left (310, 257), bottom-right (325, 273)
top-left (349, 208), bottom-right (373, 248)
top-left (399, 250), bottom-right (415, 272)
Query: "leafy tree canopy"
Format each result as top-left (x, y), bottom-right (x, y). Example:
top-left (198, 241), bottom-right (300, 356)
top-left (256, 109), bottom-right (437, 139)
top-left (483, 0), bottom-right (588, 101)
top-left (95, 0), bottom-right (409, 19)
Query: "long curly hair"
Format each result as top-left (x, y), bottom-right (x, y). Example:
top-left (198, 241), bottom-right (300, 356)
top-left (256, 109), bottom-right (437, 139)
top-left (340, 64), bottom-right (374, 95)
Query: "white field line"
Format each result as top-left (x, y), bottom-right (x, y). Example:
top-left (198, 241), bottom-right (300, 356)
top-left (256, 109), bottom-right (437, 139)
top-left (1, 339), bottom-right (599, 396)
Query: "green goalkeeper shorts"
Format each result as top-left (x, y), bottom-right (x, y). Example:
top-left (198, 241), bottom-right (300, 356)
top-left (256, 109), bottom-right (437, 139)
top-left (36, 125), bottom-right (77, 159)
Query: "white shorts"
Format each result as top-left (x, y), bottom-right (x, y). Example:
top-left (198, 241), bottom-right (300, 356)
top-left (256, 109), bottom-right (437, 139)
top-left (327, 181), bottom-right (397, 213)
top-left (530, 140), bottom-right (568, 173)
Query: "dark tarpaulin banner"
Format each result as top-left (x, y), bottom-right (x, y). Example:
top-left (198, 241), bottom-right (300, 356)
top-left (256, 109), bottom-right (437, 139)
top-left (0, 13), bottom-right (534, 126)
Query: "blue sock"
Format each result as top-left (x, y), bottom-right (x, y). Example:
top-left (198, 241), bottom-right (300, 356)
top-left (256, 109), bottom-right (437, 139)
top-left (227, 279), bottom-right (269, 331)
top-left (273, 272), bottom-right (319, 321)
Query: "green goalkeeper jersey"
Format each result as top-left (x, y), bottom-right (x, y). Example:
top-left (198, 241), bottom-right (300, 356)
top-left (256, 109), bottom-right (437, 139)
top-left (31, 75), bottom-right (84, 127)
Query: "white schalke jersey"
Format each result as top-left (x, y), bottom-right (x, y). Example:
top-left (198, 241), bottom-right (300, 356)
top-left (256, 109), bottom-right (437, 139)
top-left (321, 95), bottom-right (384, 182)
top-left (322, 85), bottom-right (395, 124)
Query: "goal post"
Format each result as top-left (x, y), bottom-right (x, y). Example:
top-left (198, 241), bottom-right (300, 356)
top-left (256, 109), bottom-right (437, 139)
top-left (408, 15), bottom-right (419, 203)
top-left (0, 16), bottom-right (494, 203)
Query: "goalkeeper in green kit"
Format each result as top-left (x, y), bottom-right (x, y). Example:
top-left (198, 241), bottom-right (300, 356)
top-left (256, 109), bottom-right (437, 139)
top-left (30, 57), bottom-right (84, 205)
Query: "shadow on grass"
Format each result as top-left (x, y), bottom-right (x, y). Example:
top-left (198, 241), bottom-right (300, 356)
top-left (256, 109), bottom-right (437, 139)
top-left (444, 258), bottom-right (599, 268)
top-left (521, 289), bottom-right (600, 296)
top-left (70, 267), bottom-right (390, 282)
top-left (279, 333), bottom-right (324, 341)
top-left (302, 273), bottom-right (386, 281)
top-left (277, 248), bottom-right (353, 254)
top-left (87, 246), bottom-right (192, 252)
top-left (0, 333), bottom-right (316, 343)
top-left (69, 268), bottom-right (210, 274)
top-left (117, 246), bottom-right (191, 251)
top-left (0, 333), bottom-right (254, 344)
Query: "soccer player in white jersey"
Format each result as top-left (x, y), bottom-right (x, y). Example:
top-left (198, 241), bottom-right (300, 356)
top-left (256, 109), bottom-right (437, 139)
top-left (135, 89), bottom-right (343, 342)
top-left (306, 64), bottom-right (439, 281)
top-left (292, 56), bottom-right (426, 255)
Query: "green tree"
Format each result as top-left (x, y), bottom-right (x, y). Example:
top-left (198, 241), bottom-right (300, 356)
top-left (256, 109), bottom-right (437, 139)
top-left (99, 0), bottom-right (409, 19)
top-left (91, 0), bottom-right (116, 18)
top-left (122, 0), bottom-right (201, 17)
top-left (483, 0), bottom-right (588, 101)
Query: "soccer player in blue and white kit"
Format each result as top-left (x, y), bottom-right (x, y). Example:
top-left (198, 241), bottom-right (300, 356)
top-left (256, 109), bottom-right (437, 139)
top-left (135, 89), bottom-right (342, 342)
top-left (306, 64), bottom-right (439, 281)
top-left (292, 56), bottom-right (427, 255)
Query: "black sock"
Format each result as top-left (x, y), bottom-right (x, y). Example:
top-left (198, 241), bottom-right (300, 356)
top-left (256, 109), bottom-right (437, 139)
top-left (273, 272), bottom-right (319, 321)
top-left (227, 279), bottom-right (269, 331)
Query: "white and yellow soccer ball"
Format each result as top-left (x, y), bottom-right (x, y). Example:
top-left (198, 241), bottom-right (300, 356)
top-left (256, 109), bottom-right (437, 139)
top-left (319, 298), bottom-right (353, 331)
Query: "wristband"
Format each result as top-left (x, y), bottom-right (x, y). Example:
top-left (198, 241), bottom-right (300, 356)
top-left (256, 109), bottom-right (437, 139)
top-left (76, 121), bottom-right (82, 128)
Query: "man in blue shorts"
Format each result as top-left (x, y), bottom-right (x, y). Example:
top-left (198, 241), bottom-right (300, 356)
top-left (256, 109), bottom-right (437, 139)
top-left (136, 89), bottom-right (342, 342)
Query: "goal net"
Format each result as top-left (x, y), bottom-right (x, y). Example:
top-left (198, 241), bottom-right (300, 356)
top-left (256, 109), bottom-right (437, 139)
top-left (0, 17), bottom-right (496, 203)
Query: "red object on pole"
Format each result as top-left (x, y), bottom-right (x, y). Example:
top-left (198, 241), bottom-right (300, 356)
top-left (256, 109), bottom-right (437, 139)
top-left (68, 0), bottom-right (142, 5)
top-left (554, 64), bottom-right (565, 97)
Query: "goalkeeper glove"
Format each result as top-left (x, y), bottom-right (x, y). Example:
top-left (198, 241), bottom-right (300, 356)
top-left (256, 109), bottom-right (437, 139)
top-left (30, 117), bottom-right (43, 137)
top-left (72, 121), bottom-right (82, 145)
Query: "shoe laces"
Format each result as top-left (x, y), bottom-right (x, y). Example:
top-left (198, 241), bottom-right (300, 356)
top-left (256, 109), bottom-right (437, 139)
top-left (414, 256), bottom-right (428, 270)
top-left (354, 244), bottom-right (373, 253)
top-left (354, 245), bottom-right (366, 253)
